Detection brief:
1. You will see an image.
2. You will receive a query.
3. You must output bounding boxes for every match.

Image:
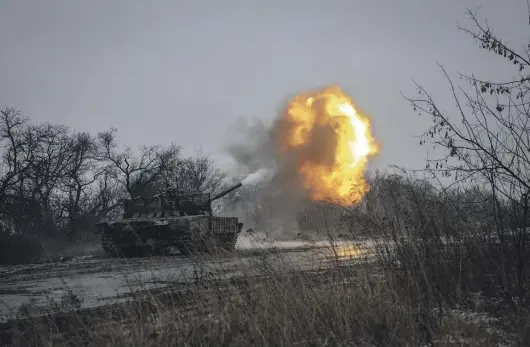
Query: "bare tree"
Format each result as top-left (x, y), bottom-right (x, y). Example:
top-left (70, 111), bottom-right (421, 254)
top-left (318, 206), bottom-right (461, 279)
top-left (53, 132), bottom-right (104, 236)
top-left (0, 108), bottom-right (31, 233)
top-left (96, 128), bottom-right (181, 198)
top-left (24, 123), bottom-right (74, 234)
top-left (0, 115), bottom-right (126, 235)
top-left (0, 113), bottom-right (76, 235)
top-left (403, 7), bottom-right (530, 298)
top-left (0, 108), bottom-right (28, 212)
top-left (176, 148), bottom-right (226, 194)
top-left (86, 168), bottom-right (126, 221)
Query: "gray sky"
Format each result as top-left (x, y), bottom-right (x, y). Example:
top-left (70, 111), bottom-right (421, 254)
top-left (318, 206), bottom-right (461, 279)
top-left (1, 0), bottom-right (528, 174)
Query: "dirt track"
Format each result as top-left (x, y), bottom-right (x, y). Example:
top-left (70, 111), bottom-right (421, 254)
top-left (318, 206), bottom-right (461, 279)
top-left (0, 238), bottom-right (375, 322)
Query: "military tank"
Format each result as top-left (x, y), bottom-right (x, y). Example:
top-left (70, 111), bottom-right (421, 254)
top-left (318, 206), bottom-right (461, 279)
top-left (94, 182), bottom-right (244, 257)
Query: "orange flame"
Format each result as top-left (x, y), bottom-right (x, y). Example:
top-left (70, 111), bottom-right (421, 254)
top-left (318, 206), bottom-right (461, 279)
top-left (275, 85), bottom-right (378, 205)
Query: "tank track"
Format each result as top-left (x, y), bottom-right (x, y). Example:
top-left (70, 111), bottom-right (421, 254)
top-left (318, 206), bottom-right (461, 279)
top-left (101, 231), bottom-right (164, 258)
top-left (101, 231), bottom-right (237, 258)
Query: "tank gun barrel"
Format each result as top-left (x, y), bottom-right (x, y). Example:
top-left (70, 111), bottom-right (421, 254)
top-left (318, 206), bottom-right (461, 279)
top-left (210, 182), bottom-right (242, 201)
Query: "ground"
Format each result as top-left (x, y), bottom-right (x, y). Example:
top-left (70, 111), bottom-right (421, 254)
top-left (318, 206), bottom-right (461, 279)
top-left (0, 232), bottom-right (374, 321)
top-left (0, 232), bottom-right (522, 346)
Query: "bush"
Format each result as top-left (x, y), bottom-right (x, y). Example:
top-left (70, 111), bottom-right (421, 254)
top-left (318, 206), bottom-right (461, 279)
top-left (0, 233), bottom-right (44, 265)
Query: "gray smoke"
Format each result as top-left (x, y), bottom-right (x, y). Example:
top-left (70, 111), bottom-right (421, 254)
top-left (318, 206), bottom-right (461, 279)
top-left (223, 115), bottom-right (312, 240)
top-left (242, 168), bottom-right (275, 186)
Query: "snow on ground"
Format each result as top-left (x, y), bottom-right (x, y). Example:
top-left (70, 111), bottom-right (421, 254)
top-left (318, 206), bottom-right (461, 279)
top-left (234, 230), bottom-right (373, 250)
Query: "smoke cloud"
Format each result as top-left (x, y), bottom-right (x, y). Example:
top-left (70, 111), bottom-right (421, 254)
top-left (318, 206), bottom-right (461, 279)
top-left (241, 168), bottom-right (275, 186)
top-left (223, 99), bottom-right (317, 240)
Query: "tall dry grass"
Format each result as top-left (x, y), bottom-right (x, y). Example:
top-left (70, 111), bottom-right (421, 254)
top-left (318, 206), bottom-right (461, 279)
top-left (1, 172), bottom-right (528, 346)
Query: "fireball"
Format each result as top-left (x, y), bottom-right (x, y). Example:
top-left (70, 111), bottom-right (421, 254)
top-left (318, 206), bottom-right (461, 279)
top-left (275, 85), bottom-right (378, 205)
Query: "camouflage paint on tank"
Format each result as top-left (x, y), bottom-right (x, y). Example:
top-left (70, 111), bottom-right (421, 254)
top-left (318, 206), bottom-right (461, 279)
top-left (95, 182), bottom-right (244, 257)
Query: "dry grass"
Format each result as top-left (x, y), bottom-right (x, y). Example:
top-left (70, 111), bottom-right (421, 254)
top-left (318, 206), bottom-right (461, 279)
top-left (0, 249), bottom-right (523, 347)
top-left (1, 173), bottom-right (529, 346)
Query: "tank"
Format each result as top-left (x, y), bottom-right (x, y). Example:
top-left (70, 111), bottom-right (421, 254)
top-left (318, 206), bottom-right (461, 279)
top-left (94, 182), bottom-right (244, 257)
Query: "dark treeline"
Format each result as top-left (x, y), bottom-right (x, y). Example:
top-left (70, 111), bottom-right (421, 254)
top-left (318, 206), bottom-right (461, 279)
top-left (0, 107), bottom-right (227, 241)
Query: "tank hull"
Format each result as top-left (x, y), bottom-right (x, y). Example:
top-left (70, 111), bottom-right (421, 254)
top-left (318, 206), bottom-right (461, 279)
top-left (96, 215), bottom-right (243, 257)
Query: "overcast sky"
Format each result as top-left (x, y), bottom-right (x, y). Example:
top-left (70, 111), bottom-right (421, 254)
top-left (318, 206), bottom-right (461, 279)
top-left (1, 0), bottom-right (528, 174)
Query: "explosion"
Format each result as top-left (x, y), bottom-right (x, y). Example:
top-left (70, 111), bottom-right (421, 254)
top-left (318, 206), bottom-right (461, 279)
top-left (274, 85), bottom-right (378, 205)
